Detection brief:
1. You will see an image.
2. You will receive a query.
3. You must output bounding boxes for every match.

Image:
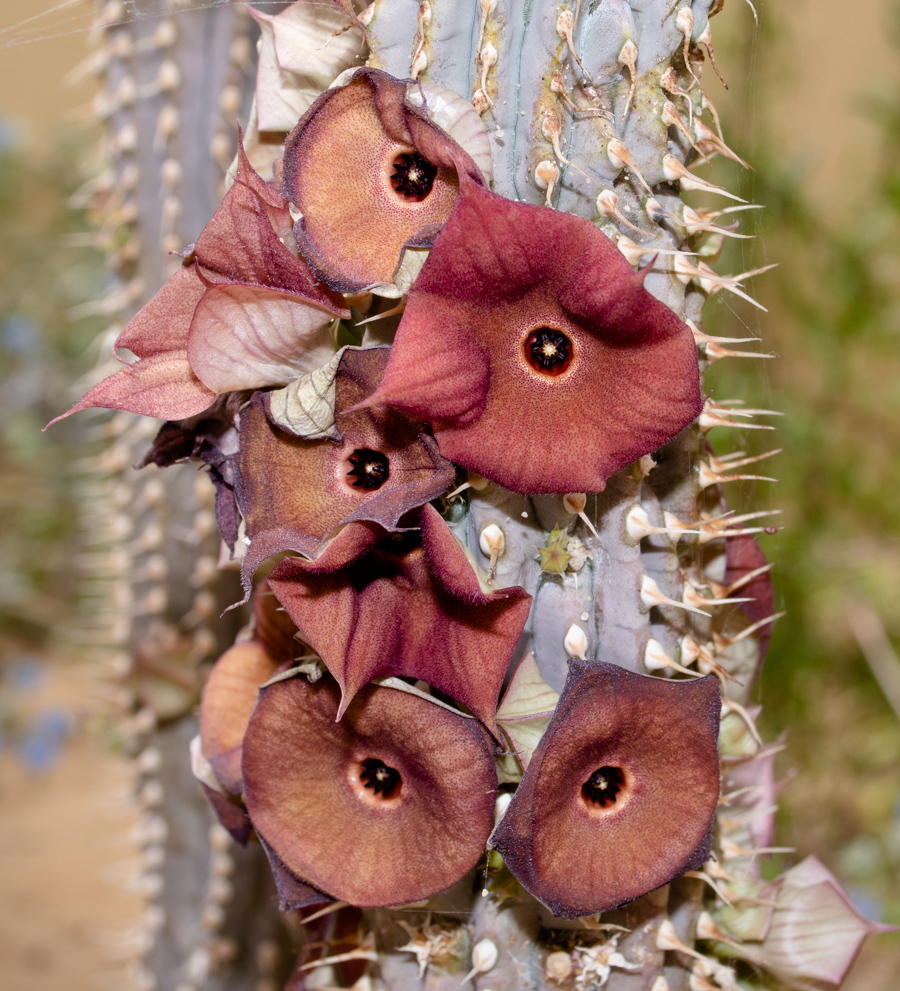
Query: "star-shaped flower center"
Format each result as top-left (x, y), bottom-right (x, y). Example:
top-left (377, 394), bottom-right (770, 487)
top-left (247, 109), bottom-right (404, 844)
top-left (391, 151), bottom-right (438, 199)
top-left (526, 327), bottom-right (573, 375)
top-left (347, 448), bottom-right (390, 490)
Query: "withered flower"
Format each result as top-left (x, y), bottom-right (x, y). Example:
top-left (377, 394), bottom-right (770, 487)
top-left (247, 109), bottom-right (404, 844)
top-left (282, 67), bottom-right (486, 292)
top-left (491, 660), bottom-right (721, 917)
top-left (364, 180), bottom-right (703, 494)
top-left (235, 346), bottom-right (454, 586)
top-left (266, 503), bottom-right (531, 731)
top-left (49, 140), bottom-right (348, 426)
top-left (241, 674), bottom-right (498, 907)
top-left (138, 392), bottom-right (246, 552)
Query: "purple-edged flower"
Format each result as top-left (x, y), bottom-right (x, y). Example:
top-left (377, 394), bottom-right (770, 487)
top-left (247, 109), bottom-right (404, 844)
top-left (491, 659), bottom-right (721, 917)
top-left (235, 346), bottom-right (454, 589)
top-left (241, 673), bottom-right (498, 907)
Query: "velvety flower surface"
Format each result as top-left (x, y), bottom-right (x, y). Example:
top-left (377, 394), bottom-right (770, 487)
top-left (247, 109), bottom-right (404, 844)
top-left (49, 140), bottom-right (348, 426)
top-left (364, 180), bottom-right (703, 494)
top-left (282, 67), bottom-right (484, 292)
top-left (491, 659), bottom-right (721, 917)
top-left (266, 504), bottom-right (531, 731)
top-left (235, 346), bottom-right (454, 584)
top-left (241, 674), bottom-right (498, 907)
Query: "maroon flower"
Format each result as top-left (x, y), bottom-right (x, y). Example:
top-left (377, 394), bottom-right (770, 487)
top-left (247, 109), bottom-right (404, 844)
top-left (266, 503), bottom-right (531, 732)
top-left (282, 67), bottom-right (485, 292)
top-left (491, 660), bottom-right (721, 917)
top-left (235, 346), bottom-right (454, 589)
top-left (49, 139), bottom-right (349, 426)
top-left (241, 674), bottom-right (498, 907)
top-left (363, 180), bottom-right (703, 494)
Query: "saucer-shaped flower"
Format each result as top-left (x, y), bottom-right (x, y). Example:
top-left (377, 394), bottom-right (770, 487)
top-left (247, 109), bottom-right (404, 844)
top-left (282, 67), bottom-right (486, 292)
top-left (241, 674), bottom-right (498, 907)
top-left (49, 140), bottom-right (349, 426)
top-left (266, 504), bottom-right (531, 732)
top-left (491, 660), bottom-right (721, 917)
top-left (364, 180), bottom-right (703, 494)
top-left (235, 346), bottom-right (454, 586)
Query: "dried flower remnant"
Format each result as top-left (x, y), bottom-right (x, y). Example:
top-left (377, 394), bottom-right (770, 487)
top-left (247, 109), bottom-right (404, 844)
top-left (365, 180), bottom-right (703, 494)
top-left (48, 140), bottom-right (348, 427)
top-left (234, 346), bottom-right (454, 586)
top-left (138, 392), bottom-right (245, 552)
top-left (491, 660), bottom-right (721, 917)
top-left (266, 504), bottom-right (531, 731)
top-left (722, 856), bottom-right (897, 989)
top-left (241, 674), bottom-right (498, 907)
top-left (281, 67), bottom-right (485, 292)
top-left (247, 1), bottom-right (366, 134)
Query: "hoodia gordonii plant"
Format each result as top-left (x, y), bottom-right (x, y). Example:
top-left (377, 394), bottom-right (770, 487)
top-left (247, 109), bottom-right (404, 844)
top-left (56, 1), bottom-right (895, 990)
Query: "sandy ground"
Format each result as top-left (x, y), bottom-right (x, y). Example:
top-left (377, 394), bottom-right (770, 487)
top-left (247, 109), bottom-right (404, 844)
top-left (0, 657), bottom-right (144, 991)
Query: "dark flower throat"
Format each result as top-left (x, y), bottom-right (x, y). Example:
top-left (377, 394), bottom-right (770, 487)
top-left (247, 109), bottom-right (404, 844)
top-left (582, 765), bottom-right (625, 807)
top-left (348, 448), bottom-right (390, 490)
top-left (360, 757), bottom-right (402, 798)
top-left (526, 328), bottom-right (573, 375)
top-left (391, 152), bottom-right (437, 199)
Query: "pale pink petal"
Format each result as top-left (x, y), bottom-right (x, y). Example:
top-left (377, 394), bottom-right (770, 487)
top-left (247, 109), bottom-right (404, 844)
top-left (248, 2), bottom-right (364, 133)
top-left (46, 350), bottom-right (215, 426)
top-left (762, 870), bottom-right (895, 987)
top-left (186, 285), bottom-right (338, 393)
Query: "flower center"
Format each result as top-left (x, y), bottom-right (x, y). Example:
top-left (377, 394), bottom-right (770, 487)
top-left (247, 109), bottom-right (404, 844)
top-left (525, 328), bottom-right (573, 375)
top-left (390, 151), bottom-right (438, 199)
top-left (581, 765), bottom-right (625, 808)
top-left (359, 757), bottom-right (402, 799)
top-left (347, 448), bottom-right (390, 490)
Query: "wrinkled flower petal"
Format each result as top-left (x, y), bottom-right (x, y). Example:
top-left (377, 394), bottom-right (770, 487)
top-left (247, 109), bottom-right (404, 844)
top-left (138, 394), bottom-right (245, 551)
top-left (234, 347), bottom-right (454, 584)
top-left (282, 68), bottom-right (484, 292)
top-left (365, 180), bottom-right (703, 494)
top-left (491, 660), bottom-right (721, 917)
top-left (49, 139), bottom-right (348, 426)
top-left (266, 504), bottom-right (531, 731)
top-left (242, 674), bottom-right (497, 906)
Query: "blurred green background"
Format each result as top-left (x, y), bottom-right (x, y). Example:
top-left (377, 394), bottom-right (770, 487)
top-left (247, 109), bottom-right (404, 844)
top-left (0, 0), bottom-right (898, 987)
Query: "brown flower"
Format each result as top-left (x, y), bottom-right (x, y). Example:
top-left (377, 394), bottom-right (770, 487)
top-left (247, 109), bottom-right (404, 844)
top-left (282, 68), bottom-right (485, 292)
top-left (491, 660), bottom-right (721, 917)
top-left (363, 180), bottom-right (703, 494)
top-left (266, 504), bottom-right (531, 732)
top-left (241, 674), bottom-right (498, 906)
top-left (235, 346), bottom-right (454, 589)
